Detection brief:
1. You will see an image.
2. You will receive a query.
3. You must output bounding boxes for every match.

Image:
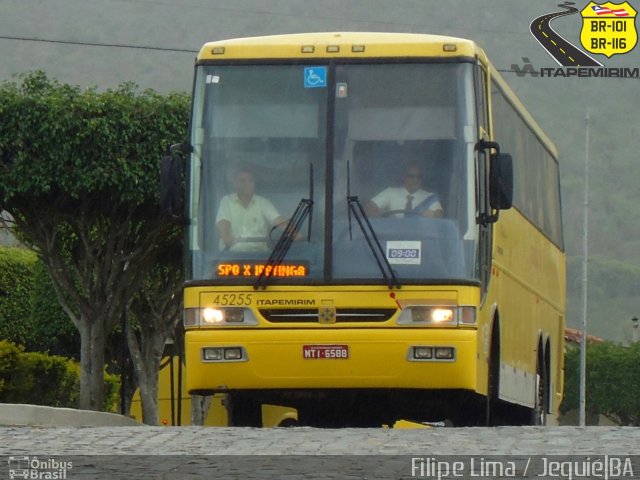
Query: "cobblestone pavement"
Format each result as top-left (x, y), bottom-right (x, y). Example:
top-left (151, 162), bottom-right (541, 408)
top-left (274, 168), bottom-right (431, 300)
top-left (2, 426), bottom-right (640, 479)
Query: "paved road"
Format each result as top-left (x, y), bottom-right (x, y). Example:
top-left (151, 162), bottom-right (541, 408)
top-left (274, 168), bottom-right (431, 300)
top-left (2, 426), bottom-right (640, 479)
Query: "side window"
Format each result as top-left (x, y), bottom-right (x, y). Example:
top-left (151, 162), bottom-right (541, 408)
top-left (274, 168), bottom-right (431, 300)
top-left (475, 65), bottom-right (490, 139)
top-left (476, 66), bottom-right (492, 297)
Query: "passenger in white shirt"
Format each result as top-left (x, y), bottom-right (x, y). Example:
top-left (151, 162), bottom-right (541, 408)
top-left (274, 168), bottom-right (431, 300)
top-left (365, 163), bottom-right (444, 218)
top-left (216, 169), bottom-right (286, 251)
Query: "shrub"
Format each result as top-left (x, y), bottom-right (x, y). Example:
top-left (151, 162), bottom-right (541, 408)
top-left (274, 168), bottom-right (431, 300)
top-left (0, 339), bottom-right (120, 411)
top-left (0, 340), bottom-right (22, 396)
top-left (104, 370), bottom-right (121, 413)
top-left (3, 349), bottom-right (80, 407)
top-left (0, 246), bottom-right (78, 358)
top-left (0, 246), bottom-right (36, 346)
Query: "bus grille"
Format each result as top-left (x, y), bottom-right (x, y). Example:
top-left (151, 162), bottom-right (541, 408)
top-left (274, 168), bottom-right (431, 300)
top-left (259, 308), bottom-right (396, 323)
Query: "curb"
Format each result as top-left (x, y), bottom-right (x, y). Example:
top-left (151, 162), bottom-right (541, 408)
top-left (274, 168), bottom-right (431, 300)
top-left (0, 404), bottom-right (141, 427)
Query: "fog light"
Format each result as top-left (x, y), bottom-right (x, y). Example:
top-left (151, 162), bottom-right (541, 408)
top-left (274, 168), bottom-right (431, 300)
top-left (224, 347), bottom-right (243, 360)
top-left (413, 347), bottom-right (433, 359)
top-left (435, 347), bottom-right (454, 360)
top-left (203, 348), bottom-right (223, 361)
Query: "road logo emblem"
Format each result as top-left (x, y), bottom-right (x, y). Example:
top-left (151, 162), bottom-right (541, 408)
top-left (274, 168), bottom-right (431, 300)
top-left (524, 1), bottom-right (639, 78)
top-left (580, 1), bottom-right (637, 57)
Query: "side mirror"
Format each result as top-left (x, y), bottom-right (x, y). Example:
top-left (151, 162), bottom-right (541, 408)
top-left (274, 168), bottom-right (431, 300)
top-left (160, 145), bottom-right (186, 217)
top-left (490, 153), bottom-right (513, 210)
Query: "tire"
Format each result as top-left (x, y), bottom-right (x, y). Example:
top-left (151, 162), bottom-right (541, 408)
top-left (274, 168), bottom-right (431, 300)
top-left (278, 418), bottom-right (298, 428)
top-left (486, 323), bottom-right (500, 426)
top-left (531, 363), bottom-right (548, 426)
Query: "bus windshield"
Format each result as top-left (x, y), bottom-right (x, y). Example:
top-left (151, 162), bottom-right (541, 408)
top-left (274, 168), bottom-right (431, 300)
top-left (187, 62), bottom-right (479, 284)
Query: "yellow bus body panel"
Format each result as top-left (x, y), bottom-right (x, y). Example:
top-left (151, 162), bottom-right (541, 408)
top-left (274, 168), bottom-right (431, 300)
top-left (486, 207), bottom-right (566, 412)
top-left (185, 327), bottom-right (477, 392)
top-left (185, 285), bottom-right (480, 393)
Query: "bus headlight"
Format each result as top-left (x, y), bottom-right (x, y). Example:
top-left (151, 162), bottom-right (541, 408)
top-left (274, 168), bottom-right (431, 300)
top-left (396, 306), bottom-right (476, 326)
top-left (184, 308), bottom-right (258, 327)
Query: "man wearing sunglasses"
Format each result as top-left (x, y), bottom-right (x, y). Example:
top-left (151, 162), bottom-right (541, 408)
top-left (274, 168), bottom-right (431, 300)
top-left (365, 162), bottom-right (444, 218)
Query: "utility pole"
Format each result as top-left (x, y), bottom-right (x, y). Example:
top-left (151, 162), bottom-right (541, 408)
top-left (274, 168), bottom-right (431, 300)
top-left (579, 112), bottom-right (590, 427)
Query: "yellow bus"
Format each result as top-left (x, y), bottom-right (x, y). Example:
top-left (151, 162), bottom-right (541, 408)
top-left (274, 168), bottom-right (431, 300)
top-left (175, 32), bottom-right (565, 427)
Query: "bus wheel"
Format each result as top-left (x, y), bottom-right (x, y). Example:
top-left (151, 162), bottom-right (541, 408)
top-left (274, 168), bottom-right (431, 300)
top-left (486, 324), bottom-right (500, 426)
top-left (531, 363), bottom-right (548, 426)
top-left (278, 418), bottom-right (298, 428)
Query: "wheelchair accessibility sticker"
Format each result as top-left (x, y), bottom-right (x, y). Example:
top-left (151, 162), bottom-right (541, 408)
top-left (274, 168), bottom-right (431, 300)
top-left (304, 67), bottom-right (327, 88)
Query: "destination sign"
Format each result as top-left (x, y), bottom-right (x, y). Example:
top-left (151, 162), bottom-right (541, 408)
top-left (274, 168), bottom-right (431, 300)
top-left (216, 262), bottom-right (309, 278)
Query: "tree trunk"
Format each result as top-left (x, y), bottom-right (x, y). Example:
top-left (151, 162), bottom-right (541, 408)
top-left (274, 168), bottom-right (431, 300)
top-left (138, 373), bottom-right (159, 426)
top-left (125, 313), bottom-right (164, 426)
top-left (191, 395), bottom-right (213, 426)
top-left (78, 317), bottom-right (106, 411)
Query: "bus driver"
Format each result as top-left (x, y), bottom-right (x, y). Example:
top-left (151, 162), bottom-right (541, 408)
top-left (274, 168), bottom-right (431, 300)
top-left (365, 163), bottom-right (444, 218)
top-left (215, 168), bottom-right (287, 252)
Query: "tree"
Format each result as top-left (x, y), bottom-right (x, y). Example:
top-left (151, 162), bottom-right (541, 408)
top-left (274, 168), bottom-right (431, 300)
top-left (0, 72), bottom-right (189, 411)
top-left (561, 341), bottom-right (640, 425)
top-left (126, 234), bottom-right (183, 425)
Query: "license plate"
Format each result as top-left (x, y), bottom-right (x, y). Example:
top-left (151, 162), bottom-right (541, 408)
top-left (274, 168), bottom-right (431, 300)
top-left (303, 344), bottom-right (349, 359)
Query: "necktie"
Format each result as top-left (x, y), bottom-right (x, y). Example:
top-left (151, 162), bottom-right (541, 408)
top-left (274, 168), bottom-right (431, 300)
top-left (404, 194), bottom-right (414, 216)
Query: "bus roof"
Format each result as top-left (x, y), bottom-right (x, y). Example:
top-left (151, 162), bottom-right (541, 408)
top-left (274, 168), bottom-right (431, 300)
top-left (197, 32), bottom-right (486, 61)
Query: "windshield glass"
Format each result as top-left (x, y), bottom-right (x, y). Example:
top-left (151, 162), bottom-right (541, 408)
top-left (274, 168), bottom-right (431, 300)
top-left (332, 63), bottom-right (478, 282)
top-left (186, 62), bottom-right (478, 284)
top-left (187, 65), bottom-right (327, 282)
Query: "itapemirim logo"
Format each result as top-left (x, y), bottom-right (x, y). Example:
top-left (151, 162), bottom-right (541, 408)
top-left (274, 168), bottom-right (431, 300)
top-left (515, 1), bottom-right (639, 78)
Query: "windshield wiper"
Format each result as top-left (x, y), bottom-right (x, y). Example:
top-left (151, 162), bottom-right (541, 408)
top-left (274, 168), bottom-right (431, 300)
top-left (347, 196), bottom-right (400, 289)
top-left (254, 164), bottom-right (314, 290)
top-left (346, 161), bottom-right (400, 289)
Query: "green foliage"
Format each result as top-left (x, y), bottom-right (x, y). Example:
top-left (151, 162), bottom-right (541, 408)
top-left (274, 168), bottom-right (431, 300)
top-left (0, 339), bottom-right (119, 411)
top-left (103, 370), bottom-right (121, 413)
top-left (0, 246), bottom-right (78, 357)
top-left (0, 339), bottom-right (78, 407)
top-left (0, 71), bottom-right (190, 207)
top-left (0, 71), bottom-right (189, 410)
top-left (4, 349), bottom-right (79, 407)
top-left (0, 340), bottom-right (22, 396)
top-left (561, 342), bottom-right (640, 425)
top-left (0, 246), bottom-right (37, 346)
